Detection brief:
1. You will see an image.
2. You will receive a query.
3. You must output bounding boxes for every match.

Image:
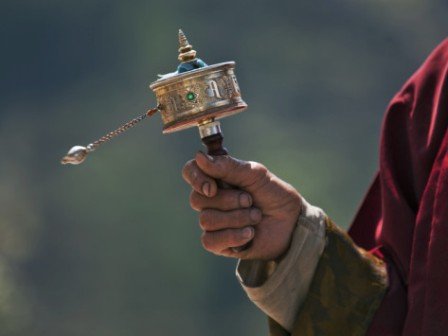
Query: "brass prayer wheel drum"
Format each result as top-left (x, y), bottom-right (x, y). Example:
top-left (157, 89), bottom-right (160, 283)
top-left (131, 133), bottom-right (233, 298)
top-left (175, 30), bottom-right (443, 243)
top-left (150, 61), bottom-right (247, 133)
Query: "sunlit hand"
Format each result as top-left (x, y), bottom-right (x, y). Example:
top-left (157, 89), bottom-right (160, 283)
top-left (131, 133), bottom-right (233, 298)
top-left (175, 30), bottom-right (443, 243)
top-left (182, 152), bottom-right (302, 260)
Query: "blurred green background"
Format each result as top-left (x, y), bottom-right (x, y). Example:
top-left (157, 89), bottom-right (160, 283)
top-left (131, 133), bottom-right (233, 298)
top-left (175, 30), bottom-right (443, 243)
top-left (0, 1), bottom-right (447, 335)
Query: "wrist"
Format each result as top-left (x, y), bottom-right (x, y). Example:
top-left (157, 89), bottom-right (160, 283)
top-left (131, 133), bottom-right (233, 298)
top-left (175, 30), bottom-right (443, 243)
top-left (273, 195), bottom-right (302, 261)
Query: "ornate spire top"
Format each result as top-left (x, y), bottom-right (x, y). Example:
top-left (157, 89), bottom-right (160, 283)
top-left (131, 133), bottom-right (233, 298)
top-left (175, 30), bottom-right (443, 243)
top-left (178, 29), bottom-right (197, 62)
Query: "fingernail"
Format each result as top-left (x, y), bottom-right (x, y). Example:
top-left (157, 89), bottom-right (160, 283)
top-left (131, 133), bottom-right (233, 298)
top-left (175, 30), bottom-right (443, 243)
top-left (242, 226), bottom-right (254, 239)
top-left (198, 151), bottom-right (214, 162)
top-left (202, 182), bottom-right (211, 196)
top-left (250, 208), bottom-right (262, 223)
top-left (239, 193), bottom-right (252, 208)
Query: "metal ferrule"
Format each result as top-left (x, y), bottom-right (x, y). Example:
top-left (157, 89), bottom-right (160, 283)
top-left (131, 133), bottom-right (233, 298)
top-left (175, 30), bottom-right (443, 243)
top-left (198, 121), bottom-right (222, 139)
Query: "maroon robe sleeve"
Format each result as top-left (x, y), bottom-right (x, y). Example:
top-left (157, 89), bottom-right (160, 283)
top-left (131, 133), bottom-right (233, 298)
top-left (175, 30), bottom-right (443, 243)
top-left (349, 38), bottom-right (448, 335)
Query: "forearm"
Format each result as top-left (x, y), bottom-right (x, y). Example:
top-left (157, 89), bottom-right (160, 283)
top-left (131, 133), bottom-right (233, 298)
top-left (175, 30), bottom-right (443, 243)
top-left (237, 198), bottom-right (389, 335)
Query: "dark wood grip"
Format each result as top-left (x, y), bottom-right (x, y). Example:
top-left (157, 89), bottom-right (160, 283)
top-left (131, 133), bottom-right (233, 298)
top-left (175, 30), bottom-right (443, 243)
top-left (201, 133), bottom-right (253, 253)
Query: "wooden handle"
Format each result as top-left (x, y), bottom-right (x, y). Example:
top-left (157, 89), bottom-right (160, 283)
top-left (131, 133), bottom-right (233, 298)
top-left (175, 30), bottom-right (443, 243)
top-left (201, 132), bottom-right (253, 253)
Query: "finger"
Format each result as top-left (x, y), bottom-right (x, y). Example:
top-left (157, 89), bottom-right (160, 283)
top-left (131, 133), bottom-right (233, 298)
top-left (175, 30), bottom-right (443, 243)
top-left (201, 226), bottom-right (255, 254)
top-left (195, 152), bottom-right (269, 191)
top-left (199, 208), bottom-right (262, 231)
top-left (189, 189), bottom-right (253, 212)
top-left (182, 159), bottom-right (217, 197)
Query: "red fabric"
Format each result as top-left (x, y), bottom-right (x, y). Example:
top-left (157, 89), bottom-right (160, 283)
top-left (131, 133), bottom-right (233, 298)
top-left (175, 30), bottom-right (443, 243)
top-left (349, 39), bottom-right (448, 335)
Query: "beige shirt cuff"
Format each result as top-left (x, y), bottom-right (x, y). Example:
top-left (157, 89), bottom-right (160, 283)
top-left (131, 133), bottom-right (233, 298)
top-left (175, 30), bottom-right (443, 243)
top-left (235, 197), bottom-right (327, 332)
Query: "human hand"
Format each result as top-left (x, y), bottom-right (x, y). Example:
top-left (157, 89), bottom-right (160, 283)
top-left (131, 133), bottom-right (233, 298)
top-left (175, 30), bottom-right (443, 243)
top-left (182, 152), bottom-right (302, 260)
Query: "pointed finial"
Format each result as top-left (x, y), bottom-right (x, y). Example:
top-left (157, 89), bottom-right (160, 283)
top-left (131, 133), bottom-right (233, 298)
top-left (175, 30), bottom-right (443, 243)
top-left (178, 29), bottom-right (197, 62)
top-left (178, 29), bottom-right (189, 48)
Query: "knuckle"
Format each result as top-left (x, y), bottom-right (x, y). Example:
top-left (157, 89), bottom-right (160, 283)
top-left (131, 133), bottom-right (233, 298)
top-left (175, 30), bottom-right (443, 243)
top-left (182, 160), bottom-right (198, 184)
top-left (200, 232), bottom-right (209, 249)
top-left (190, 170), bottom-right (199, 185)
top-left (199, 210), bottom-right (213, 230)
top-left (246, 161), bottom-right (270, 188)
top-left (189, 191), bottom-right (201, 211)
top-left (182, 160), bottom-right (194, 177)
top-left (201, 232), bottom-right (214, 251)
top-left (251, 161), bottom-right (268, 177)
top-left (199, 210), bottom-right (209, 230)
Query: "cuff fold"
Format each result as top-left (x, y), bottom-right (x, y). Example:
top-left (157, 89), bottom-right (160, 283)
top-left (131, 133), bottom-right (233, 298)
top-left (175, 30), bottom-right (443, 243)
top-left (236, 197), bottom-right (326, 331)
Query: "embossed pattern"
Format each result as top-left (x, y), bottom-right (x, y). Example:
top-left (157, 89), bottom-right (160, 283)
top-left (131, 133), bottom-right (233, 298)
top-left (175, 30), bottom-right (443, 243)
top-left (150, 62), bottom-right (247, 133)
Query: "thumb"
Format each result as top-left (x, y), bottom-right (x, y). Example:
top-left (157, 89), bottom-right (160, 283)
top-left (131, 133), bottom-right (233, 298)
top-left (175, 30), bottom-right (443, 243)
top-left (195, 152), bottom-right (268, 190)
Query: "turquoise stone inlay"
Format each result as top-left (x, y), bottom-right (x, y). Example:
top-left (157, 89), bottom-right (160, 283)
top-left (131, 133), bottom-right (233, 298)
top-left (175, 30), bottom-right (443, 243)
top-left (186, 92), bottom-right (196, 101)
top-left (177, 59), bottom-right (208, 73)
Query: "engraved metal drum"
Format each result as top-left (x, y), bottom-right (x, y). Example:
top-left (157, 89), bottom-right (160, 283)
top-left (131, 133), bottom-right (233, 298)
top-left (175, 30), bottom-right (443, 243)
top-left (150, 61), bottom-right (247, 133)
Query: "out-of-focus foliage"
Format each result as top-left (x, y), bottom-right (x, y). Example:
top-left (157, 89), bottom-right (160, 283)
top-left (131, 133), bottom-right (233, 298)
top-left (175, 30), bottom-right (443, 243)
top-left (0, 1), bottom-right (447, 335)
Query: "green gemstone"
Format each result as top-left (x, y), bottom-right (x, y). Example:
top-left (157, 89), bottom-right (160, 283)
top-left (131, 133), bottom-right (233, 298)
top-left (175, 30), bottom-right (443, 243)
top-left (186, 92), bottom-right (196, 101)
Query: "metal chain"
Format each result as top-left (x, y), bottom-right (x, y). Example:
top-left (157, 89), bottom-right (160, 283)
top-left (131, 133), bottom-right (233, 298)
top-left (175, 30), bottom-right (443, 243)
top-left (87, 107), bottom-right (158, 151)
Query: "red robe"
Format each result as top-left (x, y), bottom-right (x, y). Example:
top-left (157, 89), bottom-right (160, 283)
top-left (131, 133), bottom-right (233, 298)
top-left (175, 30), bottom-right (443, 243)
top-left (349, 38), bottom-right (448, 335)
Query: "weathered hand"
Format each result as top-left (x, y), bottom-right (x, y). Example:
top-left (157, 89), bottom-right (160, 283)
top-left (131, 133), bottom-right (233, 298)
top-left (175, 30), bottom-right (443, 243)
top-left (182, 152), bottom-right (302, 260)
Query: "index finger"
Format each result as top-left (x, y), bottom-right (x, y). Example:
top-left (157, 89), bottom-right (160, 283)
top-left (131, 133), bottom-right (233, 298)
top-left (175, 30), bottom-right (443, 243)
top-left (182, 159), bottom-right (218, 197)
top-left (195, 152), bottom-right (269, 192)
